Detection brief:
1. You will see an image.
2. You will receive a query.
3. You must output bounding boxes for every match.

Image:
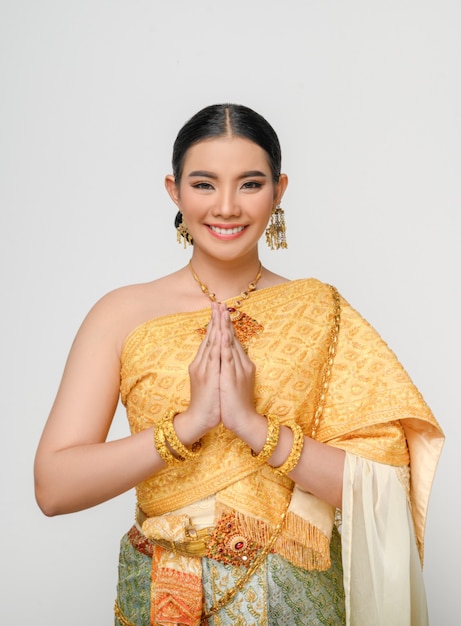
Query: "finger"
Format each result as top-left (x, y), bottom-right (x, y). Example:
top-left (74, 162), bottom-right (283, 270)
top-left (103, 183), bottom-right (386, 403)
top-left (205, 302), bottom-right (218, 346)
top-left (220, 304), bottom-right (236, 337)
top-left (220, 327), bottom-right (237, 380)
top-left (225, 330), bottom-right (248, 380)
top-left (194, 303), bottom-right (216, 354)
top-left (219, 308), bottom-right (235, 354)
top-left (220, 306), bottom-right (249, 365)
top-left (207, 310), bottom-right (222, 360)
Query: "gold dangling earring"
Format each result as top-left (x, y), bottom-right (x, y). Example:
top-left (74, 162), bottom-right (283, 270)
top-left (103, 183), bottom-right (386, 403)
top-left (265, 204), bottom-right (287, 250)
top-left (175, 212), bottom-right (193, 248)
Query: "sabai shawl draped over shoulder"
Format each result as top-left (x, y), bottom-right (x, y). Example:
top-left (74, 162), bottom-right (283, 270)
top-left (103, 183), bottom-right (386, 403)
top-left (120, 279), bottom-right (444, 625)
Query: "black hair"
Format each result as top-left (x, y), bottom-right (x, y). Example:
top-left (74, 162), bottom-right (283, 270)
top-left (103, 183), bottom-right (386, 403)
top-left (172, 103), bottom-right (282, 184)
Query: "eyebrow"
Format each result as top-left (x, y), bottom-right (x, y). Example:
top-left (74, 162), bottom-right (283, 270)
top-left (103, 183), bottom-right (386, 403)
top-left (187, 170), bottom-right (268, 179)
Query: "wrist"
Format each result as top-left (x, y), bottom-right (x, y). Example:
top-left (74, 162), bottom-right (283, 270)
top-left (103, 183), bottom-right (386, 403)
top-left (233, 411), bottom-right (269, 452)
top-left (173, 409), bottom-right (210, 447)
top-left (268, 422), bottom-right (304, 476)
top-left (265, 425), bottom-right (292, 467)
top-left (153, 410), bottom-right (204, 466)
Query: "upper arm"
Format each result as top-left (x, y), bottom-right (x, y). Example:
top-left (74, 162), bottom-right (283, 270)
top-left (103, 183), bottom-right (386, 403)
top-left (36, 291), bottom-right (127, 457)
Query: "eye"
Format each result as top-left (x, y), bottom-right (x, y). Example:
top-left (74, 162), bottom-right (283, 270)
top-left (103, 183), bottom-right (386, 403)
top-left (241, 181), bottom-right (263, 189)
top-left (192, 182), bottom-right (214, 190)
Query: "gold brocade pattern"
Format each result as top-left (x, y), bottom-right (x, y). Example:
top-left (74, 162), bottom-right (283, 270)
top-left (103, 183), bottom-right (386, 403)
top-left (120, 279), bottom-right (443, 564)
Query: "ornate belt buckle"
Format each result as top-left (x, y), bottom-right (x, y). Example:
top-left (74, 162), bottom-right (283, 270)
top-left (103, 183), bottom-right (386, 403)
top-left (205, 513), bottom-right (261, 567)
top-left (185, 526), bottom-right (198, 540)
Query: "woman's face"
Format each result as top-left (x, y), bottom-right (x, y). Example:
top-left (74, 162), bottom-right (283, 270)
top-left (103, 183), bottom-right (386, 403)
top-left (165, 136), bottom-right (287, 262)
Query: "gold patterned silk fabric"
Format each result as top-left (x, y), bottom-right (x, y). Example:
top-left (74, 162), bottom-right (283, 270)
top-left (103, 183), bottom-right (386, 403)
top-left (120, 279), bottom-right (443, 566)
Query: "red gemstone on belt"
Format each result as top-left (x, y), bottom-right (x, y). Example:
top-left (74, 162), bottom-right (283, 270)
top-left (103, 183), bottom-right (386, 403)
top-left (206, 513), bottom-right (262, 567)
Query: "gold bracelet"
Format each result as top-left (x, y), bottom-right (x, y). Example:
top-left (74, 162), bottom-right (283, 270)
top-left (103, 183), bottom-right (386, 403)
top-left (161, 409), bottom-right (202, 460)
top-left (271, 422), bottom-right (304, 476)
top-left (153, 421), bottom-right (184, 466)
top-left (251, 414), bottom-right (280, 463)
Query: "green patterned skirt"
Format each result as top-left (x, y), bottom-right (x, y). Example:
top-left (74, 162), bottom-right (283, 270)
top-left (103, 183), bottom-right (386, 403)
top-left (115, 526), bottom-right (345, 625)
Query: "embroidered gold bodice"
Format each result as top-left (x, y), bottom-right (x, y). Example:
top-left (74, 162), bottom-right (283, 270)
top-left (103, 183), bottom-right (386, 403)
top-left (120, 279), bottom-right (443, 564)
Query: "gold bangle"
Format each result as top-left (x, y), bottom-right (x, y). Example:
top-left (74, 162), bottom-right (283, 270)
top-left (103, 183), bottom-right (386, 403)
top-left (251, 414), bottom-right (280, 463)
top-left (154, 420), bottom-right (185, 465)
top-left (153, 421), bottom-right (183, 466)
top-left (271, 422), bottom-right (304, 476)
top-left (161, 409), bottom-right (202, 460)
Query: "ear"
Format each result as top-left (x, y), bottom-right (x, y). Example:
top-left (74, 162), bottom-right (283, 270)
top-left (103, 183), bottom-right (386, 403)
top-left (273, 173), bottom-right (288, 207)
top-left (165, 175), bottom-right (180, 206)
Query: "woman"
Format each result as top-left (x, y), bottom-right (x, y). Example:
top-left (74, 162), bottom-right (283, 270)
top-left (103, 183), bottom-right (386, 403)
top-left (34, 104), bottom-right (444, 625)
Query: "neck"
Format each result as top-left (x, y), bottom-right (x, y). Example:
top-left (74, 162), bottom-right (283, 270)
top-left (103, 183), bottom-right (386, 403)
top-left (188, 252), bottom-right (263, 303)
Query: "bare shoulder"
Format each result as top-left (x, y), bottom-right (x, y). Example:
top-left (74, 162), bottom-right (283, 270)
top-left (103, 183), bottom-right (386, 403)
top-left (79, 268), bottom-right (193, 354)
top-left (258, 267), bottom-right (291, 289)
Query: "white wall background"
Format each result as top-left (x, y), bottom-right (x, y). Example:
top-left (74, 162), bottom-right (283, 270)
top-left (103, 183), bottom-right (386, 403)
top-left (1, 1), bottom-right (459, 623)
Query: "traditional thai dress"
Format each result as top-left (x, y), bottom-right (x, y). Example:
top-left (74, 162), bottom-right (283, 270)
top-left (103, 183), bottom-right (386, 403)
top-left (114, 279), bottom-right (444, 626)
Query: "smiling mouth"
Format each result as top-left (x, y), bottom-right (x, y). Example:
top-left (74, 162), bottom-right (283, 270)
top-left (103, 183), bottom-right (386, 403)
top-left (208, 225), bottom-right (246, 235)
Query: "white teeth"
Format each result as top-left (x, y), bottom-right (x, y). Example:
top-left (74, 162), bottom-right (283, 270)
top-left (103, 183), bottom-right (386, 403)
top-left (210, 225), bottom-right (245, 235)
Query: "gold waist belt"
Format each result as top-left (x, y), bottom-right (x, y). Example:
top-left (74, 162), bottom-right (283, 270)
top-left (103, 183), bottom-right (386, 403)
top-left (134, 506), bottom-right (272, 567)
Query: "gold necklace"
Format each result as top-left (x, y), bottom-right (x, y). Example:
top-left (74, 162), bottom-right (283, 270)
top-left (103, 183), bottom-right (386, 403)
top-left (189, 261), bottom-right (264, 344)
top-left (189, 260), bottom-right (262, 320)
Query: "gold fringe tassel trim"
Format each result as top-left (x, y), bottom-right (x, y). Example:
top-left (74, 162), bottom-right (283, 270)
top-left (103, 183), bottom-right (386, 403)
top-left (216, 504), bottom-right (331, 572)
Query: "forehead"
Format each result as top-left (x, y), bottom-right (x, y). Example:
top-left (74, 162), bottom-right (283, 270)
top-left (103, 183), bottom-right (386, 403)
top-left (182, 136), bottom-right (270, 173)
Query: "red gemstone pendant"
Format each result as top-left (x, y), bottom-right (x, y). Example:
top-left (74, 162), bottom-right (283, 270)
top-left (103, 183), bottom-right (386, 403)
top-left (195, 310), bottom-right (264, 345)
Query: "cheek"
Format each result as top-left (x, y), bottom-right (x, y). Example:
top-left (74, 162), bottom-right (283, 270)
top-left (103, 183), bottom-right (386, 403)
top-left (262, 183), bottom-right (278, 203)
top-left (177, 188), bottom-right (201, 212)
top-left (253, 187), bottom-right (276, 212)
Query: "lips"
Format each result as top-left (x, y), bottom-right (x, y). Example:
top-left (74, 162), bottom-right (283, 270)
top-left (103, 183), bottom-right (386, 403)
top-left (208, 225), bottom-right (246, 236)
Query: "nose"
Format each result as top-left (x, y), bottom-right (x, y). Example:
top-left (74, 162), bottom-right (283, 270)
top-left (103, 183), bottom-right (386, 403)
top-left (212, 188), bottom-right (241, 218)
